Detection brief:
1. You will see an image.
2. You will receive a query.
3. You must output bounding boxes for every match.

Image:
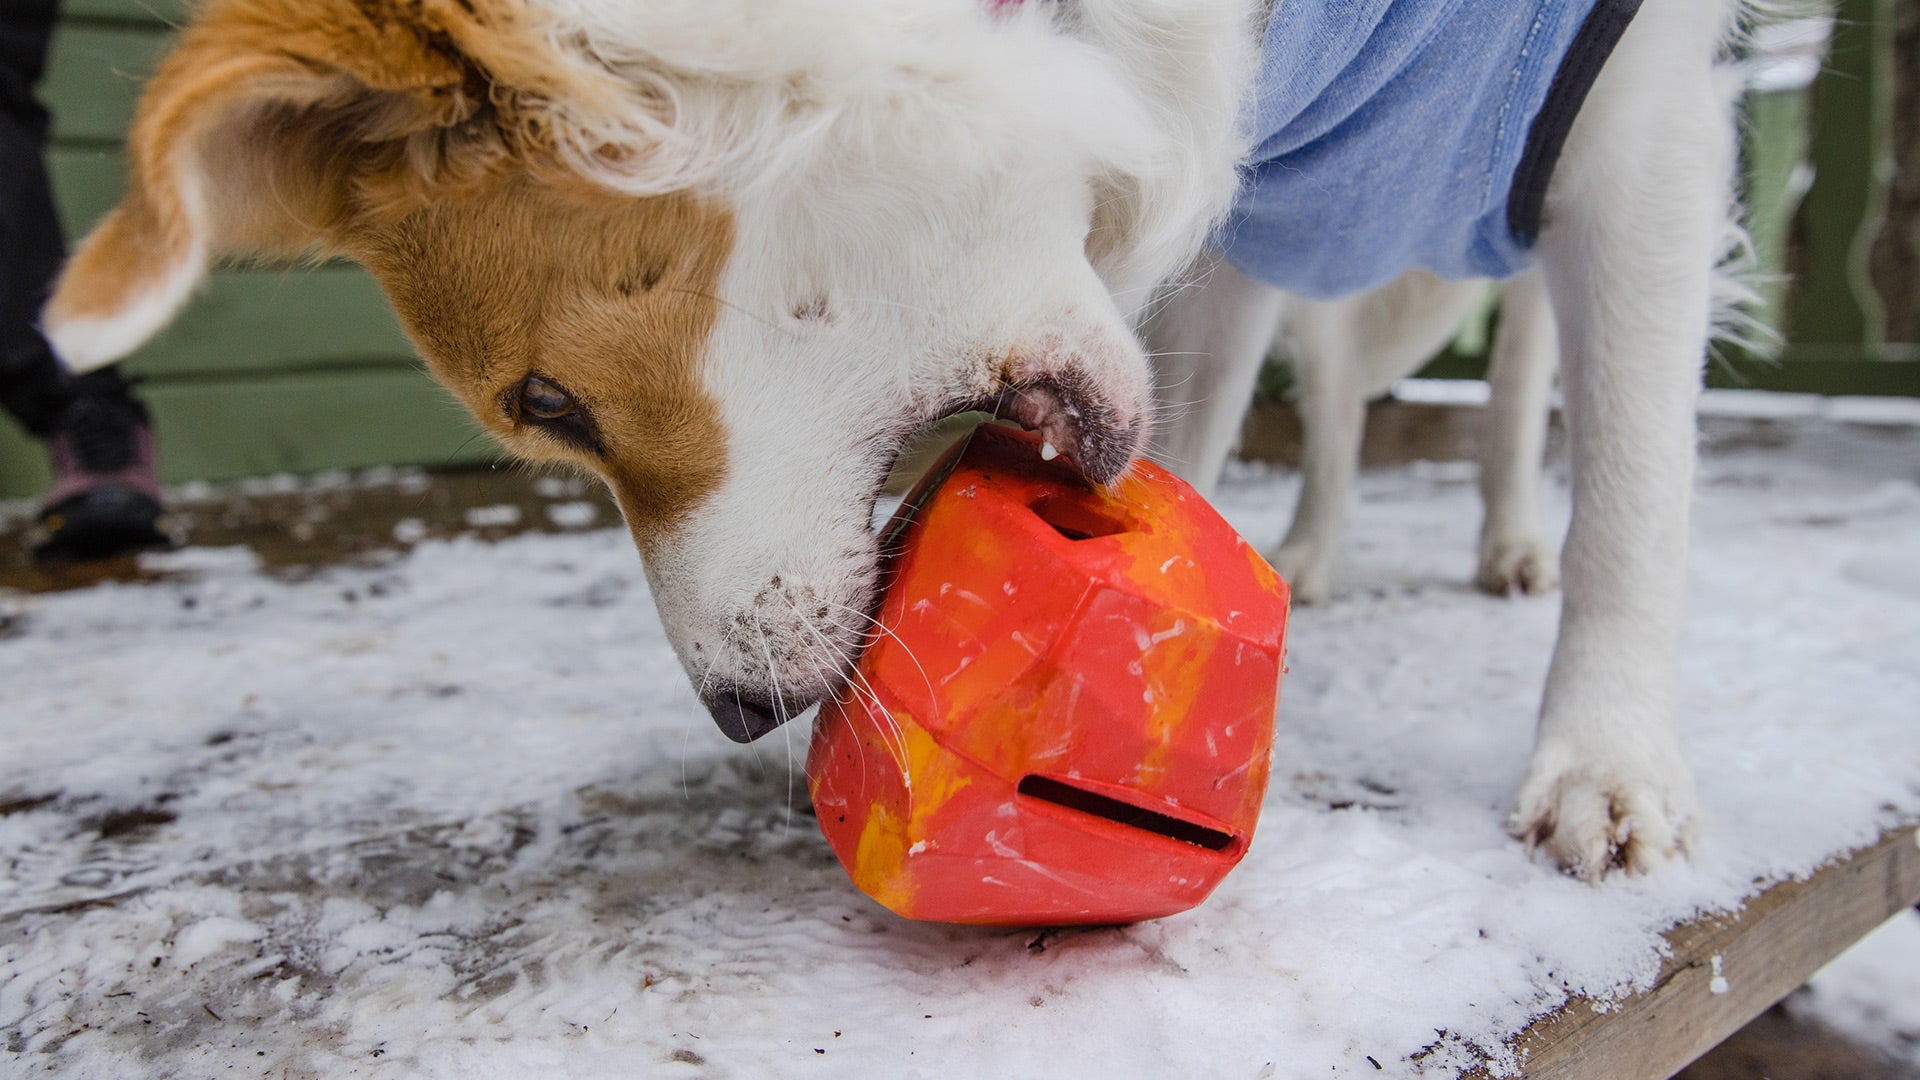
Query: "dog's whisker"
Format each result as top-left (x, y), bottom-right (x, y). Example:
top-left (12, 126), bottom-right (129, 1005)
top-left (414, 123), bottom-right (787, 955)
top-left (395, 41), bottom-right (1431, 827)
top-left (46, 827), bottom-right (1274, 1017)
top-left (750, 620), bottom-right (800, 831)
top-left (822, 600), bottom-right (940, 732)
top-left (835, 296), bottom-right (945, 319)
top-left (817, 608), bottom-right (888, 649)
top-left (661, 285), bottom-right (794, 338)
top-left (793, 614), bottom-right (907, 778)
top-left (683, 651), bottom-right (729, 801)
top-left (787, 602), bottom-right (910, 785)
top-left (832, 647), bottom-right (911, 769)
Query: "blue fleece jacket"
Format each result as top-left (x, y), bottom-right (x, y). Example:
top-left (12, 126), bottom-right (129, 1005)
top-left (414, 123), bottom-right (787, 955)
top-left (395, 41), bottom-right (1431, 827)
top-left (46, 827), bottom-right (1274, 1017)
top-left (1221, 0), bottom-right (1639, 299)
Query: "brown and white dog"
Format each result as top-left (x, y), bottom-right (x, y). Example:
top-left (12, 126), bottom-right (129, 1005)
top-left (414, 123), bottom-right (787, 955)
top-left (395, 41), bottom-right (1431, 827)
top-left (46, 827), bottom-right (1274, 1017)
top-left (44, 0), bottom-right (1748, 880)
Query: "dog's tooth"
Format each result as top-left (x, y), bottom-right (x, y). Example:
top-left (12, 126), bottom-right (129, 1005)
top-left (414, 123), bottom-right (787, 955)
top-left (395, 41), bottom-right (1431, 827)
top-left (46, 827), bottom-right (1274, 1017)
top-left (1040, 440), bottom-right (1059, 461)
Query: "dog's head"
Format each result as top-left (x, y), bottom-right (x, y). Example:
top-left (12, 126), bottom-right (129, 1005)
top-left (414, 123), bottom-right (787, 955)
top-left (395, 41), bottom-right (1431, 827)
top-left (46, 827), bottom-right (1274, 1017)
top-left (45, 0), bottom-right (1252, 739)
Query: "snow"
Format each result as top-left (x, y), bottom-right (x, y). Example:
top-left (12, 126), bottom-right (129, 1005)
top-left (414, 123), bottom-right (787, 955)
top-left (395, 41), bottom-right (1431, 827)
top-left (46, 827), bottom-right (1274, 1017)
top-left (3, 423), bottom-right (1919, 1077)
top-left (462, 504), bottom-right (524, 529)
top-left (1800, 908), bottom-right (1920, 1069)
top-left (545, 500), bottom-right (601, 529)
top-left (1393, 380), bottom-right (1920, 429)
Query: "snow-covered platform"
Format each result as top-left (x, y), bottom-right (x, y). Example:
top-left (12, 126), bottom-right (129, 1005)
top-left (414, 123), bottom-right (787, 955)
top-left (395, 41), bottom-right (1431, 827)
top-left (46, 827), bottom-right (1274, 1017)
top-left (3, 406), bottom-right (1918, 1077)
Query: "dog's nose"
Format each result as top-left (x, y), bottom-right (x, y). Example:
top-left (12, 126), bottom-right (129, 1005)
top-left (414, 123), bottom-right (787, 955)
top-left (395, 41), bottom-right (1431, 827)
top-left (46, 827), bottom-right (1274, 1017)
top-left (702, 688), bottom-right (799, 743)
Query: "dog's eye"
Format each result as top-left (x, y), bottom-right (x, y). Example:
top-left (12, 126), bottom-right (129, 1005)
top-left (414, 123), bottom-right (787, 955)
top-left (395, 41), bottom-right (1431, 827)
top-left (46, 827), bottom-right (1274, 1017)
top-left (506, 375), bottom-right (603, 455)
top-left (519, 376), bottom-right (577, 420)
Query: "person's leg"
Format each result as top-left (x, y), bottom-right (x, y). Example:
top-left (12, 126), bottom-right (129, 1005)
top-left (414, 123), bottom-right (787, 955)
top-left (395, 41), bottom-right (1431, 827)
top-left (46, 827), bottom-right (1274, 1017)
top-left (0, 0), bottom-right (75, 436)
top-left (1, 0), bottom-right (166, 558)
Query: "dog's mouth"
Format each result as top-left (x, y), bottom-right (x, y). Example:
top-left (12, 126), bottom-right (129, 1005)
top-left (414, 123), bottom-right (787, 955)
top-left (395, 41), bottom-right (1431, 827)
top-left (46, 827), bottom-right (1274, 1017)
top-left (877, 370), bottom-right (1144, 545)
top-left (949, 372), bottom-right (1141, 485)
top-left (697, 372), bottom-right (1142, 745)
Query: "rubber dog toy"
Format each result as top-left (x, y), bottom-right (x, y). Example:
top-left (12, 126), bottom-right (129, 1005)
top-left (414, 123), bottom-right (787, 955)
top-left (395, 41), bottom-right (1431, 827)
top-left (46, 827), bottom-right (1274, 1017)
top-left (809, 423), bottom-right (1290, 926)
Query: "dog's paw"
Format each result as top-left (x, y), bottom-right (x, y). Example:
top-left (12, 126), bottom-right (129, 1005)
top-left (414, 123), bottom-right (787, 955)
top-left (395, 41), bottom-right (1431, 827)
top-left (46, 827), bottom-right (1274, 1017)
top-left (1507, 745), bottom-right (1696, 882)
top-left (1476, 533), bottom-right (1560, 597)
top-left (1269, 542), bottom-right (1333, 604)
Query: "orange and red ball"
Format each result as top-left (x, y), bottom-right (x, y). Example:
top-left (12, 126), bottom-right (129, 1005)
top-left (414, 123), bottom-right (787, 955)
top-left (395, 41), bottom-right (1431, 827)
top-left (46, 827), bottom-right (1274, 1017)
top-left (809, 425), bottom-right (1290, 926)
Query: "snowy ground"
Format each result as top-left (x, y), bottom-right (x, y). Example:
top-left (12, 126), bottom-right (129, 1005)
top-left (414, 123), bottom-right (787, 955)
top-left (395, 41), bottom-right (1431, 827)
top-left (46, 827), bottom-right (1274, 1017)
top-left (2, 411), bottom-right (1918, 1078)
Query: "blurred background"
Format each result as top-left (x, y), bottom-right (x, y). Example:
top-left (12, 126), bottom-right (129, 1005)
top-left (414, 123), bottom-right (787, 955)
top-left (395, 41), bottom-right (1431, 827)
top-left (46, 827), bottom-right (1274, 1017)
top-left (0, 0), bottom-right (1913, 502)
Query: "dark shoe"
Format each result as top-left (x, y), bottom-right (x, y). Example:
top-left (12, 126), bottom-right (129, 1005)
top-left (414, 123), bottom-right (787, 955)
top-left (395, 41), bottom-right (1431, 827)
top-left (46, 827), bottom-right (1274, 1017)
top-left (33, 386), bottom-right (168, 561)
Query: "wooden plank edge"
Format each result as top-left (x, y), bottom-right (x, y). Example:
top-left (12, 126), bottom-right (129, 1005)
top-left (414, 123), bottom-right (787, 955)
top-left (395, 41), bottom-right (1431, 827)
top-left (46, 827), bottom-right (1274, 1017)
top-left (61, 0), bottom-right (189, 27)
top-left (1471, 824), bottom-right (1920, 1080)
top-left (0, 367), bottom-right (497, 498)
top-left (1406, 354), bottom-right (1920, 398)
top-left (1705, 348), bottom-right (1920, 396)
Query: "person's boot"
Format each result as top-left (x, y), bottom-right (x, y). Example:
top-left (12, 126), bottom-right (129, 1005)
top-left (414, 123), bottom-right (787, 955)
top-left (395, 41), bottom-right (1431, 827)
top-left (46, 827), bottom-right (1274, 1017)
top-left (33, 376), bottom-right (168, 561)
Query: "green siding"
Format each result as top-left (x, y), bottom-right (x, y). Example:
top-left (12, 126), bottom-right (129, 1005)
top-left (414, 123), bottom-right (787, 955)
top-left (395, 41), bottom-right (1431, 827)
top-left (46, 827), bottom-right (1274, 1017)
top-left (62, 0), bottom-right (188, 24)
top-left (44, 145), bottom-right (124, 237)
top-left (4, 5), bottom-right (492, 498)
top-left (114, 268), bottom-right (422, 379)
top-left (1787, 0), bottom-right (1893, 348)
top-left (7, 3), bottom-right (1912, 499)
top-left (0, 369), bottom-right (492, 497)
top-left (43, 23), bottom-right (167, 145)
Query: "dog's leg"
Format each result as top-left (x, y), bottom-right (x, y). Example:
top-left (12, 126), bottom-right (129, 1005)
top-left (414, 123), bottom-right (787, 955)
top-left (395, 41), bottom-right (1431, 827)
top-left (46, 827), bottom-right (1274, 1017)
top-left (1265, 293), bottom-right (1370, 604)
top-left (1508, 0), bottom-right (1735, 879)
top-left (1144, 253), bottom-right (1287, 497)
top-left (1476, 269), bottom-right (1561, 596)
top-left (1277, 272), bottom-right (1487, 601)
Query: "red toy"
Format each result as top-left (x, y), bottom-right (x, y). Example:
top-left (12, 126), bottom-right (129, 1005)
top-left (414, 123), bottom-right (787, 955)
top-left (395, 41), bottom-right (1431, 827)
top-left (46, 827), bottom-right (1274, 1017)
top-left (809, 424), bottom-right (1290, 926)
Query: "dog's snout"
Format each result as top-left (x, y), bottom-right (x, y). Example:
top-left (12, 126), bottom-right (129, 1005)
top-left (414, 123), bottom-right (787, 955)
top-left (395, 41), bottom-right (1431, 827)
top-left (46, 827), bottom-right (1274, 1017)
top-left (701, 686), bottom-right (816, 743)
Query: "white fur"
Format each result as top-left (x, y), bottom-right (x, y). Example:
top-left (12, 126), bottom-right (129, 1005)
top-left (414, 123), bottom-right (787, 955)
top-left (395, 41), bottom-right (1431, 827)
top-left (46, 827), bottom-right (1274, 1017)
top-left (42, 0), bottom-right (1257, 721)
top-left (1150, 0), bottom-right (1748, 876)
top-left (1145, 263), bottom-right (1561, 604)
top-left (537, 0), bottom-right (1259, 710)
top-left (45, 246), bottom-right (205, 374)
top-left (1475, 270), bottom-right (1561, 597)
top-left (528, 0), bottom-right (1253, 298)
top-left (48, 161), bottom-right (211, 374)
top-left (1156, 267), bottom-right (1564, 605)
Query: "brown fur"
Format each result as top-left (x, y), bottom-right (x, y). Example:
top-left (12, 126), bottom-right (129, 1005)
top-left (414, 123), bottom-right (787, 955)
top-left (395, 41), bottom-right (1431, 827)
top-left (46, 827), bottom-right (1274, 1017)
top-left (44, 0), bottom-right (733, 541)
top-left (358, 180), bottom-right (734, 546)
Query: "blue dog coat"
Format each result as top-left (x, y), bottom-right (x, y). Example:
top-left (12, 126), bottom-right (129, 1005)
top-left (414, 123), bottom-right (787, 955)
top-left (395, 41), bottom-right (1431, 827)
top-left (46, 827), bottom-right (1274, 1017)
top-left (1222, 0), bottom-right (1643, 299)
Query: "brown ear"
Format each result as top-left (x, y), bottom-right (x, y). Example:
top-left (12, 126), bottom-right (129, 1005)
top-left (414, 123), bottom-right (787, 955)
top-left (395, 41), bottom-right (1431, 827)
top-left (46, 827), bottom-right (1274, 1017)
top-left (43, 0), bottom-right (579, 371)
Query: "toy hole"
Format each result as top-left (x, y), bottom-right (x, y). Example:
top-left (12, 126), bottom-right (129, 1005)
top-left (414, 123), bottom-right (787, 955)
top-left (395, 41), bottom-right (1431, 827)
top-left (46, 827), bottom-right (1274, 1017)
top-left (1027, 496), bottom-right (1129, 542)
top-left (1016, 775), bottom-right (1236, 852)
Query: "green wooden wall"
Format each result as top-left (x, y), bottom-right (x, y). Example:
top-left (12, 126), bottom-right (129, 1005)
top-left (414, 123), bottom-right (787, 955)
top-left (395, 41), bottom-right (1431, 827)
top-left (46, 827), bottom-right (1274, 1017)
top-left (1416, 0), bottom-right (1920, 397)
top-left (0, 0), bottom-right (493, 498)
top-left (3, 2), bottom-right (1914, 498)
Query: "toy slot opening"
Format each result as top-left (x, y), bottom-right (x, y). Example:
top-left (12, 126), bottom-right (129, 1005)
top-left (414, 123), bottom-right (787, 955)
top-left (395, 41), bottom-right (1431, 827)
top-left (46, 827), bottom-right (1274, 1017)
top-left (1016, 775), bottom-right (1236, 851)
top-left (1027, 496), bottom-right (1129, 542)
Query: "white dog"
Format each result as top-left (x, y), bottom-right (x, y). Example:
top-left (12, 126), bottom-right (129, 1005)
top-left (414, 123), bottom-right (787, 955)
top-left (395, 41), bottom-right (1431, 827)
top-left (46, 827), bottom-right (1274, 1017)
top-left (1166, 269), bottom-right (1562, 606)
top-left (42, 0), bottom-right (1745, 879)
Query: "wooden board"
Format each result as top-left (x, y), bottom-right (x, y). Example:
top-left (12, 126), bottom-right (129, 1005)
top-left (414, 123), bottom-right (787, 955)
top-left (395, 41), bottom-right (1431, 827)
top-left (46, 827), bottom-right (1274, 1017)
top-left (0, 367), bottom-right (498, 497)
top-left (28, 141), bottom-right (420, 378)
top-left (1, 9), bottom-right (458, 499)
top-left (62, 0), bottom-right (185, 25)
top-left (1705, 350), bottom-right (1920, 396)
top-left (1483, 826), bottom-right (1920, 1079)
top-left (44, 144), bottom-right (124, 235)
top-left (116, 267), bottom-right (416, 379)
top-left (43, 22), bottom-right (169, 145)
top-left (1786, 0), bottom-right (1894, 348)
top-left (1412, 347), bottom-right (1920, 398)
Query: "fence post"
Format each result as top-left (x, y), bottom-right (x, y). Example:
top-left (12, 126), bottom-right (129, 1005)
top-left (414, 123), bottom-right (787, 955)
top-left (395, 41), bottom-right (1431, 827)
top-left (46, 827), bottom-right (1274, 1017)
top-left (1787, 0), bottom-right (1893, 350)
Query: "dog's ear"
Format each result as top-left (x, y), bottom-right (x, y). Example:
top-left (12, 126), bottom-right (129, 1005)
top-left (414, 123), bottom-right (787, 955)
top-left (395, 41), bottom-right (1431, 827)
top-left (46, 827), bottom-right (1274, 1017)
top-left (43, 0), bottom-right (593, 372)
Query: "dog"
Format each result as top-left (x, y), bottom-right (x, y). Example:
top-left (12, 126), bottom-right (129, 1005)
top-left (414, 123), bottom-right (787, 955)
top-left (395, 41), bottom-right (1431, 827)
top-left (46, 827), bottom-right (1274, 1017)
top-left (41, 0), bottom-right (1747, 880)
top-left (1173, 269), bottom-right (1562, 606)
